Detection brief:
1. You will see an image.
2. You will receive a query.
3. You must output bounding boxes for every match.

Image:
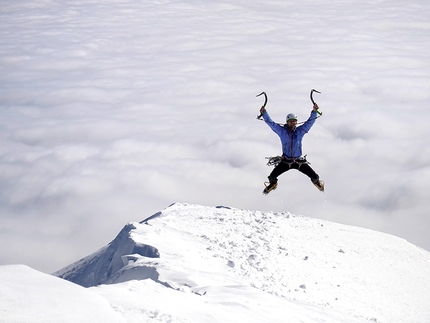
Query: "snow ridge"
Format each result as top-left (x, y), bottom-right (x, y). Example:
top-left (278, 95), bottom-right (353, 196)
top-left (53, 223), bottom-right (160, 287)
top-left (54, 203), bottom-right (430, 323)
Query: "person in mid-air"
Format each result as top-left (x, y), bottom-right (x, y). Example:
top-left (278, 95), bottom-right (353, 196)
top-left (260, 103), bottom-right (324, 194)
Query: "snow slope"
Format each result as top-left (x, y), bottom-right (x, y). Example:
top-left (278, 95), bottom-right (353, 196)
top-left (0, 265), bottom-right (125, 323)
top-left (53, 203), bottom-right (430, 323)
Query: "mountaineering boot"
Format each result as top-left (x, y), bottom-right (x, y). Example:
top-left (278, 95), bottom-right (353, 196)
top-left (263, 182), bottom-right (278, 195)
top-left (313, 179), bottom-right (325, 192)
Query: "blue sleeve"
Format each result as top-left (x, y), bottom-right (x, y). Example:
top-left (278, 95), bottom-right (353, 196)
top-left (298, 111), bottom-right (318, 133)
top-left (262, 111), bottom-right (284, 136)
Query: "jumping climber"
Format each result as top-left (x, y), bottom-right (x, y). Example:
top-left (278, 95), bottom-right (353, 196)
top-left (260, 102), bottom-right (324, 194)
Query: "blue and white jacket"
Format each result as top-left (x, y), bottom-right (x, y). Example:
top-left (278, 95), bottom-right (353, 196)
top-left (263, 110), bottom-right (318, 159)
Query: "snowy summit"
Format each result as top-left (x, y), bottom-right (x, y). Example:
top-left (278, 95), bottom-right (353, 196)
top-left (3, 203), bottom-right (429, 323)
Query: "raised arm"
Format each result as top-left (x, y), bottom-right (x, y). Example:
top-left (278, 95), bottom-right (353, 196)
top-left (260, 108), bottom-right (284, 136)
top-left (299, 105), bottom-right (319, 133)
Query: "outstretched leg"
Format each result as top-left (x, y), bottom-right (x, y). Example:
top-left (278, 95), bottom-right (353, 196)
top-left (295, 163), bottom-right (319, 183)
top-left (268, 162), bottom-right (291, 184)
top-left (262, 162), bottom-right (290, 195)
top-left (296, 163), bottom-right (324, 191)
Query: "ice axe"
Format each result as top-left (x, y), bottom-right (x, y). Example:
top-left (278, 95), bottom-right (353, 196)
top-left (310, 89), bottom-right (322, 115)
top-left (256, 91), bottom-right (267, 119)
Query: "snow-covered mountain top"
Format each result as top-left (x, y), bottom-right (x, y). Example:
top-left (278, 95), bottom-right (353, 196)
top-left (53, 203), bottom-right (430, 323)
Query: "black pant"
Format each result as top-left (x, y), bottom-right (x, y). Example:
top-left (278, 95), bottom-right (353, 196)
top-left (268, 160), bottom-right (319, 184)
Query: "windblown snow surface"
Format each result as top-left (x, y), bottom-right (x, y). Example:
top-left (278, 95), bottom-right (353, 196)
top-left (45, 203), bottom-right (430, 323)
top-left (0, 265), bottom-right (125, 323)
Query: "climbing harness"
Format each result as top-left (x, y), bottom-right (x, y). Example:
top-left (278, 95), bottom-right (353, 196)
top-left (265, 155), bottom-right (310, 168)
top-left (265, 156), bottom-right (282, 167)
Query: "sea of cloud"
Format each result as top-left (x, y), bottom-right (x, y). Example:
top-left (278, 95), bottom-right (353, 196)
top-left (1, 0), bottom-right (430, 273)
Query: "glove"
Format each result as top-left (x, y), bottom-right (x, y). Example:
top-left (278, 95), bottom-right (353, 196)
top-left (312, 103), bottom-right (319, 112)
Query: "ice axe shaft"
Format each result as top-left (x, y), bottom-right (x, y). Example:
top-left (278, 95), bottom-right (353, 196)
top-left (310, 89), bottom-right (322, 115)
top-left (256, 91), bottom-right (268, 119)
